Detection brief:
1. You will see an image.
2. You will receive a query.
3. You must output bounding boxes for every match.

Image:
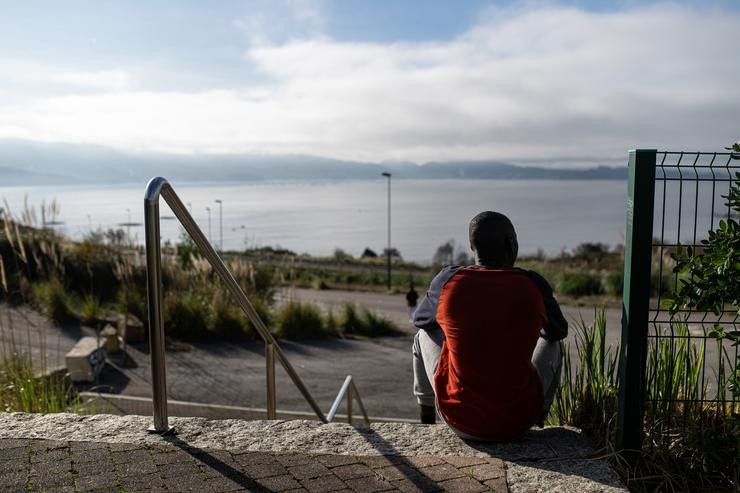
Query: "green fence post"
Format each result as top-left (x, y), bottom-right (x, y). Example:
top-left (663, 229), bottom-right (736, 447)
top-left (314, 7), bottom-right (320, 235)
top-left (616, 149), bottom-right (656, 455)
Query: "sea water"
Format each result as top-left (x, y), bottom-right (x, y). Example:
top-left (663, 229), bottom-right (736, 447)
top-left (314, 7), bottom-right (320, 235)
top-left (0, 178), bottom-right (643, 262)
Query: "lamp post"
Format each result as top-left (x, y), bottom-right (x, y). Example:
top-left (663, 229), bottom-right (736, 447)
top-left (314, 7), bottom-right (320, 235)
top-left (205, 207), bottom-right (212, 243)
top-left (381, 172), bottom-right (391, 291)
top-left (214, 199), bottom-right (223, 252)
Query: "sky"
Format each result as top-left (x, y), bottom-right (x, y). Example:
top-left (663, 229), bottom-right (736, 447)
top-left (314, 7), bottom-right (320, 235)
top-left (0, 0), bottom-right (738, 167)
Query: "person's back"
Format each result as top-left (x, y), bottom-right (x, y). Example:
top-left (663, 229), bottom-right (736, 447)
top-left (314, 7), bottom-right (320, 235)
top-left (412, 211), bottom-right (567, 440)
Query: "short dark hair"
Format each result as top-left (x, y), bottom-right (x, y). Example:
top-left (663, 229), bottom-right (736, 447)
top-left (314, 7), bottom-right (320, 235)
top-left (468, 211), bottom-right (518, 264)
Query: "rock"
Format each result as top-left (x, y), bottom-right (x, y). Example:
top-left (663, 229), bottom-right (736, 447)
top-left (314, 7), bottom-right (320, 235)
top-left (100, 324), bottom-right (121, 353)
top-left (118, 314), bottom-right (146, 343)
top-left (65, 336), bottom-right (106, 382)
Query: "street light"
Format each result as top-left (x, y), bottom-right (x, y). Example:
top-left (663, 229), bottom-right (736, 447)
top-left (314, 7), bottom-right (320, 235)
top-left (205, 207), bottom-right (212, 243)
top-left (214, 199), bottom-right (223, 252)
top-left (381, 172), bottom-right (392, 291)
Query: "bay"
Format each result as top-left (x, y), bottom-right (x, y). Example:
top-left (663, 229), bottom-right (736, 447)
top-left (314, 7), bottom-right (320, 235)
top-left (0, 179), bottom-right (630, 262)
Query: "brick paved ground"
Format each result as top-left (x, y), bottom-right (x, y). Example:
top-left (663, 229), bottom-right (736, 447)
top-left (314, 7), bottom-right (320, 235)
top-left (0, 438), bottom-right (508, 492)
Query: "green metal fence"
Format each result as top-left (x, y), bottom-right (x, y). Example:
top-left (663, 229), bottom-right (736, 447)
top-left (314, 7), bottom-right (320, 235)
top-left (616, 149), bottom-right (739, 453)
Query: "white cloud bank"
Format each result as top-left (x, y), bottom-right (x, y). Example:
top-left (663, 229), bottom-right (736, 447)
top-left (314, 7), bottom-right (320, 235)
top-left (1, 4), bottom-right (738, 164)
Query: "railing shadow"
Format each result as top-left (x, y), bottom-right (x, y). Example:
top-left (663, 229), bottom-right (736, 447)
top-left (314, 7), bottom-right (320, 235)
top-left (162, 435), bottom-right (258, 490)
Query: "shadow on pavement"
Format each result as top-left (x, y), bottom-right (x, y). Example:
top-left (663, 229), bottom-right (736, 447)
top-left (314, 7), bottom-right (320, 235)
top-left (163, 435), bottom-right (257, 490)
top-left (354, 424), bottom-right (444, 491)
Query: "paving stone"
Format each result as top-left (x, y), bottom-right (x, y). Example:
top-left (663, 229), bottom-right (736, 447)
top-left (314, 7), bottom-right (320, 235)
top-left (392, 477), bottom-right (444, 493)
top-left (301, 474), bottom-right (348, 493)
top-left (287, 460), bottom-right (332, 479)
top-left (373, 464), bottom-right (423, 482)
top-left (359, 456), bottom-right (407, 469)
top-left (331, 463), bottom-right (375, 480)
top-left (418, 463), bottom-right (465, 482)
top-left (205, 475), bottom-right (255, 492)
top-left (277, 453), bottom-right (316, 466)
top-left (164, 474), bottom-right (213, 492)
top-left (317, 455), bottom-right (360, 468)
top-left (460, 462), bottom-right (505, 482)
top-left (116, 457), bottom-right (158, 476)
top-left (343, 475), bottom-right (396, 492)
top-left (0, 469), bottom-right (28, 488)
top-left (240, 460), bottom-right (290, 479)
top-left (234, 450), bottom-right (281, 465)
top-left (74, 472), bottom-right (120, 490)
top-left (482, 477), bottom-right (507, 492)
top-left (119, 471), bottom-right (167, 491)
top-left (403, 456), bottom-right (445, 468)
top-left (107, 442), bottom-right (140, 452)
top-left (0, 438), bottom-right (34, 449)
top-left (0, 446), bottom-right (31, 460)
top-left (30, 447), bottom-right (68, 462)
top-left (152, 448), bottom-right (193, 465)
top-left (30, 467), bottom-right (74, 487)
top-left (160, 460), bottom-right (203, 478)
top-left (437, 476), bottom-right (488, 493)
top-left (69, 440), bottom-right (108, 453)
top-left (111, 448), bottom-right (152, 464)
top-left (441, 457), bottom-right (488, 468)
top-left (0, 457), bottom-right (28, 473)
top-left (257, 473), bottom-right (303, 491)
top-left (72, 459), bottom-right (112, 477)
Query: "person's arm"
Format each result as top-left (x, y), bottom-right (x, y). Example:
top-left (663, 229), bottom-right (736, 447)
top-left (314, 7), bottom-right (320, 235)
top-left (525, 270), bottom-right (568, 341)
top-left (413, 266), bottom-right (462, 331)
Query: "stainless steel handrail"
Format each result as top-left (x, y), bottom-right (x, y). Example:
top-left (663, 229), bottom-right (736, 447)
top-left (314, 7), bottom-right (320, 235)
top-left (144, 177), bottom-right (370, 432)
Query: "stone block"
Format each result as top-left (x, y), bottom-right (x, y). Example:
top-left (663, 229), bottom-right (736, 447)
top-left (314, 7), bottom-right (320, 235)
top-left (100, 324), bottom-right (121, 353)
top-left (65, 337), bottom-right (106, 382)
top-left (118, 314), bottom-right (146, 343)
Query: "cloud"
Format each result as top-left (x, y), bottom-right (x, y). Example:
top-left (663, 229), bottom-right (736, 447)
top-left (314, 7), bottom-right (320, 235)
top-left (1, 4), bottom-right (738, 164)
top-left (52, 69), bottom-right (132, 90)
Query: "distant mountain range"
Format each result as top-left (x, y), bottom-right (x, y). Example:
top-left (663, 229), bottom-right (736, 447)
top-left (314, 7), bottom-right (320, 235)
top-left (0, 139), bottom-right (626, 186)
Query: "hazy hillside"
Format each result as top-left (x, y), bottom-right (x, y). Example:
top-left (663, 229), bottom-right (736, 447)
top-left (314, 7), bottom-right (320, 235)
top-left (0, 139), bottom-right (626, 186)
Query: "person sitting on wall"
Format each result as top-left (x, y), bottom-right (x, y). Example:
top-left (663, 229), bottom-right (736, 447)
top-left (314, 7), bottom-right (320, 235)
top-left (412, 211), bottom-right (567, 440)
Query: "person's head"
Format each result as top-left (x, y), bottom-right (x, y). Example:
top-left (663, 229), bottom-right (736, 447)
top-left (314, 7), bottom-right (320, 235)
top-left (468, 211), bottom-right (518, 267)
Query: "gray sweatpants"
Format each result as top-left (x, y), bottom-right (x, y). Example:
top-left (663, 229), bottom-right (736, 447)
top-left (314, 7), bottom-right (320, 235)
top-left (412, 327), bottom-right (563, 434)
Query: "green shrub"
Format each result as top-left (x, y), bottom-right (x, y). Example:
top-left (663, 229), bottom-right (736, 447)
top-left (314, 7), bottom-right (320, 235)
top-left (0, 353), bottom-right (82, 413)
top-left (605, 270), bottom-right (623, 296)
top-left (274, 300), bottom-right (332, 340)
top-left (32, 280), bottom-right (75, 323)
top-left (79, 294), bottom-right (103, 325)
top-left (558, 272), bottom-right (604, 296)
top-left (117, 288), bottom-right (147, 322)
top-left (209, 292), bottom-right (251, 340)
top-left (164, 291), bottom-right (210, 340)
top-left (340, 302), bottom-right (401, 337)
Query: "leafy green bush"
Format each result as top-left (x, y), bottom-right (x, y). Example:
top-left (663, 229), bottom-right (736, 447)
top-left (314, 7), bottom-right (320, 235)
top-left (164, 291), bottom-right (210, 340)
top-left (340, 302), bottom-right (401, 337)
top-left (274, 300), bottom-right (333, 340)
top-left (32, 279), bottom-right (75, 323)
top-left (209, 292), bottom-right (251, 340)
top-left (79, 294), bottom-right (103, 325)
top-left (605, 270), bottom-right (623, 296)
top-left (558, 272), bottom-right (604, 296)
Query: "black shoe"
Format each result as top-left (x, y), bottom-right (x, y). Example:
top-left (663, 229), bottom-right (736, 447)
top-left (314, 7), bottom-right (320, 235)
top-left (420, 405), bottom-right (436, 424)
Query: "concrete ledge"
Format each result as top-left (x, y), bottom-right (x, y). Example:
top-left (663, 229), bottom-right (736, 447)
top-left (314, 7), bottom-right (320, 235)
top-left (0, 412), bottom-right (627, 492)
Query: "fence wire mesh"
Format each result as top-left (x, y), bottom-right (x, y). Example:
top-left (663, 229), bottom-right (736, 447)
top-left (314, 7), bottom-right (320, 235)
top-left (646, 151), bottom-right (739, 449)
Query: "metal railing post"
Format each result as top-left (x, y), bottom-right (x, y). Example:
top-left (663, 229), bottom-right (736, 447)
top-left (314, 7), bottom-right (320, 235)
top-left (347, 382), bottom-right (353, 424)
top-left (266, 343), bottom-right (277, 419)
top-left (144, 178), bottom-right (173, 434)
top-left (616, 149), bottom-right (656, 454)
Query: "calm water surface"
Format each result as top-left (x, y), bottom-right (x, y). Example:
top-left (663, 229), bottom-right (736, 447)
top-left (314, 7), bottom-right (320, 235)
top-left (1, 179), bottom-right (630, 262)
